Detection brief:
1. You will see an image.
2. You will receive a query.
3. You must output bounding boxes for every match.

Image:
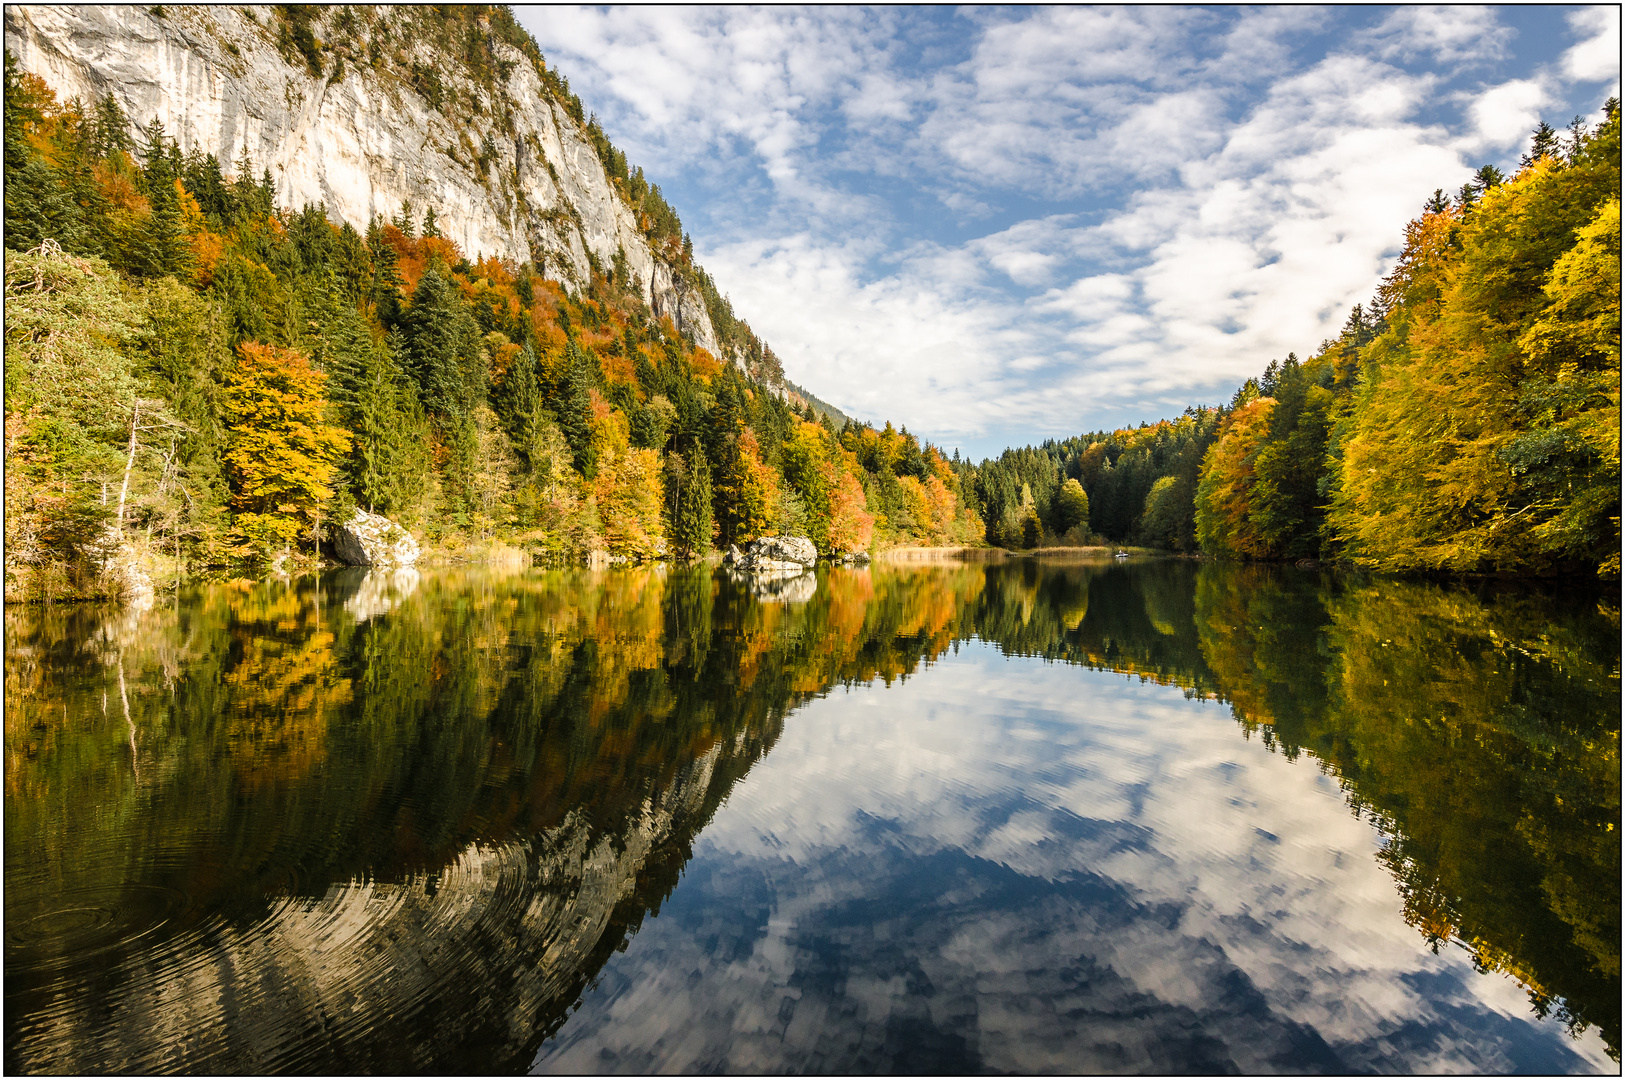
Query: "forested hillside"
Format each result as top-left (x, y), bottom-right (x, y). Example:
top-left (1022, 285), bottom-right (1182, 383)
top-left (984, 104), bottom-right (1620, 579)
top-left (3, 3), bottom-right (1616, 602)
top-left (1, 8), bottom-right (981, 602)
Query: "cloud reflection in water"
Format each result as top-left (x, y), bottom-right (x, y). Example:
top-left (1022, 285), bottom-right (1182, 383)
top-left (537, 643), bottom-right (1613, 1074)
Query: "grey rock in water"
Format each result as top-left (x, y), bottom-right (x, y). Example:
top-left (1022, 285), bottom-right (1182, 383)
top-left (327, 510), bottom-right (419, 567)
top-left (2, 4), bottom-right (724, 357)
top-left (732, 535), bottom-right (817, 572)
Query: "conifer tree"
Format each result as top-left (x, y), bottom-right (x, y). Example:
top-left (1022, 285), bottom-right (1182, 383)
top-left (367, 221), bottom-right (406, 328)
top-left (497, 340), bottom-right (543, 465)
top-left (1521, 120), bottom-right (1560, 169)
top-left (400, 267), bottom-right (480, 420)
top-left (89, 91), bottom-right (134, 159)
top-left (137, 118), bottom-right (191, 278)
top-left (558, 338), bottom-right (598, 477)
top-left (672, 450), bottom-right (713, 558)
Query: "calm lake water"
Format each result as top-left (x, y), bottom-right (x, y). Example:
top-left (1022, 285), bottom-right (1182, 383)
top-left (4, 559), bottom-right (1618, 1074)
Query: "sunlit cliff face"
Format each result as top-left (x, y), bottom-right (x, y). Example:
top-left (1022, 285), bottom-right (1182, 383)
top-left (5, 560), bottom-right (1619, 1073)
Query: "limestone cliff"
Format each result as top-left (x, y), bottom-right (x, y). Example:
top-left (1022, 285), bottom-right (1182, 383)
top-left (3, 3), bottom-right (723, 354)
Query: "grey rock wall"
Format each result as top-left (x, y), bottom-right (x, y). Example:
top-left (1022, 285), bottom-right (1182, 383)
top-left (3, 4), bottom-right (722, 355)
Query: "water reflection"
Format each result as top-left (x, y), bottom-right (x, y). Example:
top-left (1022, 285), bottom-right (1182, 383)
top-left (4, 559), bottom-right (1618, 1073)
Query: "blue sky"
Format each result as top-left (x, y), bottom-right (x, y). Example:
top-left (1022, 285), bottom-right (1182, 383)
top-left (513, 6), bottom-right (1621, 460)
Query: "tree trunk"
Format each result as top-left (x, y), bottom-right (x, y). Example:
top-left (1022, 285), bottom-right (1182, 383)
top-left (116, 401), bottom-right (142, 538)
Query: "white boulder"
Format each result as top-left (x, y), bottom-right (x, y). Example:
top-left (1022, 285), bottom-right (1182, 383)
top-left (723, 535), bottom-right (817, 572)
top-left (327, 510), bottom-right (419, 568)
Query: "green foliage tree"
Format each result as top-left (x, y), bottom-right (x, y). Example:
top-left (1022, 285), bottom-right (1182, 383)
top-left (4, 243), bottom-right (143, 595)
top-left (671, 450), bottom-right (713, 558)
top-left (1054, 477), bottom-right (1091, 538)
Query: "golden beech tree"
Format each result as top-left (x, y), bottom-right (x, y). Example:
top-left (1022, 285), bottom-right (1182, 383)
top-left (1327, 120), bottom-right (1621, 576)
top-left (1194, 397), bottom-right (1275, 559)
top-left (596, 445), bottom-right (665, 559)
top-left (223, 342), bottom-right (350, 554)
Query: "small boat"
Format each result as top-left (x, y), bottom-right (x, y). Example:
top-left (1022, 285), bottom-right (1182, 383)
top-left (1114, 550), bottom-right (1129, 559)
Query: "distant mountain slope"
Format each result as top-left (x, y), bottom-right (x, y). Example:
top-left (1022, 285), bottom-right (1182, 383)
top-left (3, 3), bottom-right (835, 403)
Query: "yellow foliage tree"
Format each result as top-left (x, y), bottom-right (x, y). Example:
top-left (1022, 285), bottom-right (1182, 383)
top-left (223, 342), bottom-right (350, 555)
top-left (1327, 121), bottom-right (1620, 575)
top-left (1195, 397), bottom-right (1275, 558)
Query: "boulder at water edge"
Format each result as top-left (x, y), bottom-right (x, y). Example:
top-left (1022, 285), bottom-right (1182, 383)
top-left (725, 535), bottom-right (818, 572)
top-left (326, 510), bottom-right (420, 567)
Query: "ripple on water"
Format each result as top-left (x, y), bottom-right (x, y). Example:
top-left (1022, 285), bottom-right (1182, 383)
top-left (5, 882), bottom-right (191, 970)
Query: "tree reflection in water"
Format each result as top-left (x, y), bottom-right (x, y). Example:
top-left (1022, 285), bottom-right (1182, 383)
top-left (4, 559), bottom-right (1617, 1072)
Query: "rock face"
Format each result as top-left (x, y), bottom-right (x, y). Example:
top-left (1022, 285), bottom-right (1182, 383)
top-left (2, 4), bottom-right (723, 355)
top-left (723, 535), bottom-right (818, 573)
top-left (326, 509), bottom-right (419, 567)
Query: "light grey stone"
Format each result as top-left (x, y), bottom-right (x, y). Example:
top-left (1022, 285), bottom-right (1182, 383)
top-left (732, 535), bottom-right (817, 571)
top-left (327, 509), bottom-right (419, 567)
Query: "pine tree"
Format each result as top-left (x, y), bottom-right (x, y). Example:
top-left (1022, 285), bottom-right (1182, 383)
top-left (672, 450), bottom-right (713, 558)
top-left (558, 338), bottom-right (597, 477)
top-left (1521, 120), bottom-right (1560, 170)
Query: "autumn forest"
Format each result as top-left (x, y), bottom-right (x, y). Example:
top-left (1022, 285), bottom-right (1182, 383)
top-left (3, 9), bottom-right (1619, 602)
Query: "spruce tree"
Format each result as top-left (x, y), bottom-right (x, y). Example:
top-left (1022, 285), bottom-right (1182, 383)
top-left (672, 450), bottom-right (713, 558)
top-left (89, 91), bottom-right (134, 159)
top-left (497, 340), bottom-right (542, 467)
top-left (137, 118), bottom-right (191, 277)
top-left (400, 268), bottom-right (471, 418)
top-left (6, 157), bottom-right (86, 251)
top-left (558, 338), bottom-right (597, 477)
top-left (1521, 120), bottom-right (1560, 169)
top-left (231, 146), bottom-right (258, 218)
top-left (367, 220), bottom-right (405, 328)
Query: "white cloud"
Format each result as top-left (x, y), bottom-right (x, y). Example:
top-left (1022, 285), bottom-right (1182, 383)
top-left (1465, 78), bottom-right (1556, 151)
top-left (516, 7), bottom-right (1603, 456)
top-left (1563, 7), bottom-right (1622, 84)
top-left (1359, 6), bottom-right (1515, 66)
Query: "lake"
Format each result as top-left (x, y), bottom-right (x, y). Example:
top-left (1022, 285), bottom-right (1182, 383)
top-left (4, 558), bottom-right (1618, 1074)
